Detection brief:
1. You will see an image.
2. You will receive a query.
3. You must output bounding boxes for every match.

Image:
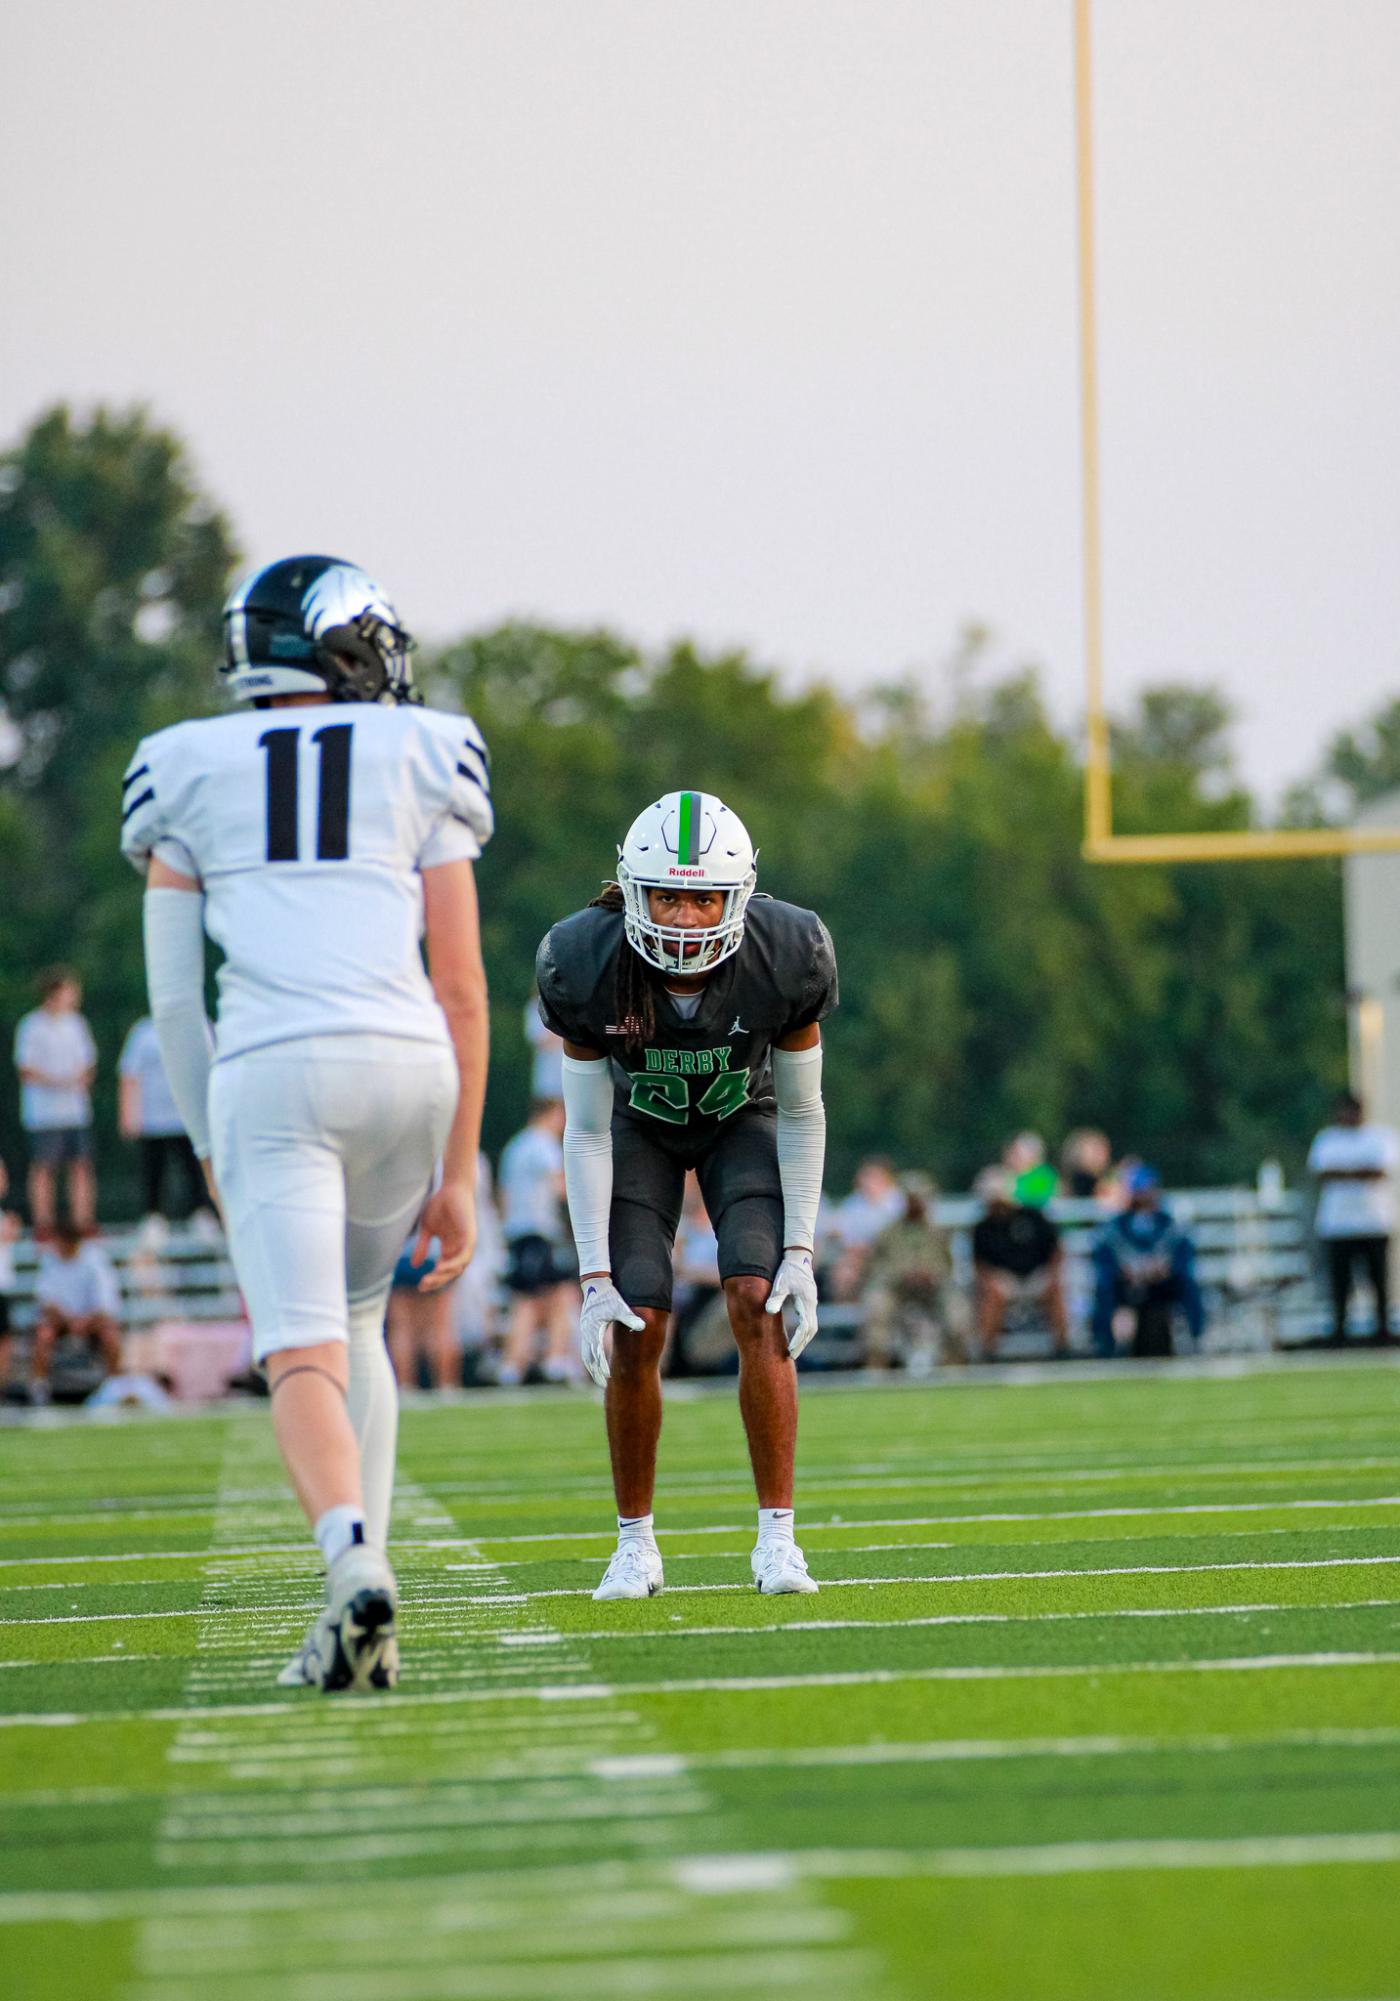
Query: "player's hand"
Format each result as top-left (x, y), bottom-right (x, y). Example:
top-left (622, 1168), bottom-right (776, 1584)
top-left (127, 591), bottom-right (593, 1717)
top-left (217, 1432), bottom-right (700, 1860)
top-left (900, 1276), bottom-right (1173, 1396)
top-left (579, 1276), bottom-right (645, 1388)
top-left (766, 1250), bottom-right (819, 1359)
top-left (199, 1158), bottom-right (223, 1223)
top-left (416, 1182), bottom-right (476, 1293)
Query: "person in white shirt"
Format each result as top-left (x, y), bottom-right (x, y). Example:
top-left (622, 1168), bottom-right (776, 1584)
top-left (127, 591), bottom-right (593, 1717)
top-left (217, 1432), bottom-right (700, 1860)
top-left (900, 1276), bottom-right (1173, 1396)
top-left (830, 1156), bottom-right (904, 1299)
top-left (497, 1100), bottom-right (578, 1384)
top-left (31, 1221), bottom-right (122, 1400)
top-left (121, 554), bottom-right (492, 1692)
top-left (119, 1016), bottom-right (206, 1224)
top-left (13, 970), bottom-right (97, 1234)
top-left (1307, 1092), bottom-right (1400, 1346)
top-left (523, 995), bottom-right (565, 1101)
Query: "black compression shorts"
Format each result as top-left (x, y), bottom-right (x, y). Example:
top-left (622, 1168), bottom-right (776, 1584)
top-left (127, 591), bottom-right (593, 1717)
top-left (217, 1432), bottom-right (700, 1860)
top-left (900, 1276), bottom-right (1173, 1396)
top-left (609, 1109), bottom-right (783, 1312)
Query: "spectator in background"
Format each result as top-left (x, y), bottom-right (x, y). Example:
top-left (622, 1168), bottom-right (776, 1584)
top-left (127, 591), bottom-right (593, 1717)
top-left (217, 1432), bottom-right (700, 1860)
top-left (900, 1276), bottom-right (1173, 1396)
top-left (30, 1220), bottom-right (122, 1404)
top-left (524, 994), bottom-right (564, 1103)
top-left (862, 1174), bottom-right (956, 1369)
top-left (0, 1158), bottom-right (19, 1393)
top-left (1061, 1128), bottom-right (1112, 1200)
top-left (1307, 1092), bottom-right (1400, 1347)
top-left (498, 1100), bottom-right (578, 1385)
top-left (830, 1156), bottom-right (905, 1299)
top-left (1004, 1130), bottom-right (1058, 1209)
top-left (972, 1167), bottom-right (1070, 1360)
top-left (119, 1015), bottom-right (206, 1229)
top-left (1091, 1165), bottom-right (1204, 1357)
top-left (386, 1229), bottom-right (459, 1391)
top-left (452, 1151), bottom-right (504, 1382)
top-left (13, 969), bottom-right (97, 1235)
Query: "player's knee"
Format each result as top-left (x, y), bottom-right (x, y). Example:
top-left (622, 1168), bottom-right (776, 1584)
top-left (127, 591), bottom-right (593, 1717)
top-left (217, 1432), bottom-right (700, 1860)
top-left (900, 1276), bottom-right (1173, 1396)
top-left (610, 1309), bottom-right (668, 1378)
top-left (724, 1274), bottom-right (774, 1341)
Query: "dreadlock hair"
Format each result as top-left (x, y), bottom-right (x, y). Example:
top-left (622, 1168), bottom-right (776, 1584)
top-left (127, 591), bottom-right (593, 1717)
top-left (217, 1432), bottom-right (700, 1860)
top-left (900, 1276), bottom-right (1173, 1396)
top-left (589, 881), bottom-right (657, 1058)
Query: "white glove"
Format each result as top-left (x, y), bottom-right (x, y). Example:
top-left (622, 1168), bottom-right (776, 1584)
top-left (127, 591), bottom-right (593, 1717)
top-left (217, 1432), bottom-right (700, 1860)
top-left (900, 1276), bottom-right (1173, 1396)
top-left (579, 1277), bottom-right (645, 1388)
top-left (766, 1250), bottom-right (819, 1359)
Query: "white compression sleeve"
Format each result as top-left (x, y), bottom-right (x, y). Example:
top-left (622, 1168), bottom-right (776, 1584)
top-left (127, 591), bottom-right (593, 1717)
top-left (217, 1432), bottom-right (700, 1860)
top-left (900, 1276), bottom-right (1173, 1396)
top-left (142, 887), bottom-right (214, 1159)
top-left (346, 1287), bottom-right (397, 1551)
top-left (771, 1043), bottom-right (826, 1253)
top-left (562, 1054), bottom-right (615, 1274)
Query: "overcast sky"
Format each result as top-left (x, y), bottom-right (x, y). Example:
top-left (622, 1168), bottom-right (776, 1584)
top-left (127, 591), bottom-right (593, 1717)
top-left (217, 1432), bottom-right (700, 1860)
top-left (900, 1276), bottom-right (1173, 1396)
top-left (4, 0), bottom-right (1397, 797)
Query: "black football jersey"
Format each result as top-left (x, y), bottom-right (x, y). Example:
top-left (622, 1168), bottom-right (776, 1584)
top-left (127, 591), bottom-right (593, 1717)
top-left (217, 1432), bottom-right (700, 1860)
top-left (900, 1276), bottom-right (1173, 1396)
top-left (536, 896), bottom-right (837, 1139)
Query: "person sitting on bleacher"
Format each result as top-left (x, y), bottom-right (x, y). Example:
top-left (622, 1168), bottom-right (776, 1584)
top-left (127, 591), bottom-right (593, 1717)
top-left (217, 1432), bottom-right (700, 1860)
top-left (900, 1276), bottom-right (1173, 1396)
top-left (1090, 1165), bottom-right (1204, 1358)
top-left (972, 1168), bottom-right (1070, 1361)
top-left (30, 1221), bottom-right (122, 1405)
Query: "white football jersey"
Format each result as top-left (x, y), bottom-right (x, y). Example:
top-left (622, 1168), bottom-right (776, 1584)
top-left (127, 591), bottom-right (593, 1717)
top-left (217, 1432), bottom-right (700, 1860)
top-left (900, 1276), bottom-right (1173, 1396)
top-left (121, 704), bottom-right (493, 1060)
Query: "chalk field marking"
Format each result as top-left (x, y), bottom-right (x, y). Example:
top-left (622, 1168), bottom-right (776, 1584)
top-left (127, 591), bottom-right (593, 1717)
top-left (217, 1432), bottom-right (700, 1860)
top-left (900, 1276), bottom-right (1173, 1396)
top-left (5, 1447), bottom-right (1400, 1527)
top-left (113, 1435), bottom-right (869, 2001)
top-left (464, 1552), bottom-right (1400, 1605)
top-left (10, 1829), bottom-right (1400, 1931)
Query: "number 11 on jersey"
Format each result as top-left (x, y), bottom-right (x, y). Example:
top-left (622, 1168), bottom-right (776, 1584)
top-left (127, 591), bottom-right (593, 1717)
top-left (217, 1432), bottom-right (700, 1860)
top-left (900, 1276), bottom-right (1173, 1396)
top-left (259, 723), bottom-right (353, 863)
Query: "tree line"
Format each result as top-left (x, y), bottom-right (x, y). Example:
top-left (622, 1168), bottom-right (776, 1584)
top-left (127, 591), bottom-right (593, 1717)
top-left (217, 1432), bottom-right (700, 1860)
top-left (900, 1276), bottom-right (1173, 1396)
top-left (1, 405), bottom-right (1387, 1215)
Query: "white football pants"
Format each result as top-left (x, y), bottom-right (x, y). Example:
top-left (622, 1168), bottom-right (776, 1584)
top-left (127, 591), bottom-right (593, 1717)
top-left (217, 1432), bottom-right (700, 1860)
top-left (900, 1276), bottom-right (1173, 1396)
top-left (209, 1033), bottom-right (458, 1359)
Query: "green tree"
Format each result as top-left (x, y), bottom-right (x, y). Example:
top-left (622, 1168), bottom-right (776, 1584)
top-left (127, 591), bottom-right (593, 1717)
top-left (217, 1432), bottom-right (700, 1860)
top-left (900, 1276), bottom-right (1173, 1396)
top-left (0, 405), bottom-right (238, 1204)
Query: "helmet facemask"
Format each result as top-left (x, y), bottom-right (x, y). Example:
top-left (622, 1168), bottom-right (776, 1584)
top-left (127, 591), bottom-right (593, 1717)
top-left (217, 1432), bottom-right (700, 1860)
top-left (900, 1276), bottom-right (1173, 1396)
top-left (616, 861), bottom-right (756, 976)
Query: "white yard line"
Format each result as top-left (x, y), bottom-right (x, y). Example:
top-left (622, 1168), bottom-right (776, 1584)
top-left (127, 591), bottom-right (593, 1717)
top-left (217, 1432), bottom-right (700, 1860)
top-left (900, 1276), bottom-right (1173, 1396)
top-left (6, 1647), bottom-right (1400, 1726)
top-left (3, 1493), bottom-right (1398, 1575)
top-left (9, 1826), bottom-right (1400, 1930)
top-left (16, 1722), bottom-right (1400, 1809)
top-left (466, 1552), bottom-right (1400, 1604)
top-left (542, 1598), bottom-right (1400, 1644)
top-left (9, 1550), bottom-right (1400, 1633)
top-left (3, 1450), bottom-right (1398, 1526)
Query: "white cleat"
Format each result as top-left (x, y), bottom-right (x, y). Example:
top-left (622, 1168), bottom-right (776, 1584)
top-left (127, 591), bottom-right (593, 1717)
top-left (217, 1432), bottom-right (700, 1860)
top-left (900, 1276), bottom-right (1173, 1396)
top-left (277, 1543), bottom-right (400, 1691)
top-left (593, 1541), bottom-right (664, 1601)
top-left (752, 1539), bottom-right (819, 1595)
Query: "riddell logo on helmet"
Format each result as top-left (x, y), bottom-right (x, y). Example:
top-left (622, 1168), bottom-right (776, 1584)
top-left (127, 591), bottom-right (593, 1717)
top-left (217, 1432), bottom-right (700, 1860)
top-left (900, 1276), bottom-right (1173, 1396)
top-left (668, 866), bottom-right (706, 877)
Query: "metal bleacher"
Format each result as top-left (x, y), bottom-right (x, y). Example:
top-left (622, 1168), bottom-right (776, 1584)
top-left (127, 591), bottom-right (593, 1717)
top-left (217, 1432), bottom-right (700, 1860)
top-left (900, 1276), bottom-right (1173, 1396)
top-left (1, 1183), bottom-right (1335, 1398)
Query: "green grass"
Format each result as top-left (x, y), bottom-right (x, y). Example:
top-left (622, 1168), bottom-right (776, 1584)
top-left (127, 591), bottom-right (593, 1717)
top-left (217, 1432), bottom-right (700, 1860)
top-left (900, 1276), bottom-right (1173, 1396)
top-left (3, 1360), bottom-right (1400, 2000)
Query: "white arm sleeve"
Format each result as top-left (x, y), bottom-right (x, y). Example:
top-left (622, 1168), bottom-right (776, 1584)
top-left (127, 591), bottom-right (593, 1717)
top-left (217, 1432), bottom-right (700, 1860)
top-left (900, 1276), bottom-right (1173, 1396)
top-left (142, 888), bottom-right (215, 1160)
top-left (772, 1043), bottom-right (826, 1253)
top-left (561, 1054), bottom-right (615, 1275)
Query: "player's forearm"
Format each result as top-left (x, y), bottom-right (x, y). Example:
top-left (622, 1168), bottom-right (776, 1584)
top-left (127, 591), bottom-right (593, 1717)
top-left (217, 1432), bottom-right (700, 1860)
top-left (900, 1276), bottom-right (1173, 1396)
top-left (562, 1055), bottom-right (615, 1275)
top-left (435, 968), bottom-right (489, 1189)
top-left (143, 888), bottom-right (214, 1159)
top-left (772, 1043), bottom-right (826, 1253)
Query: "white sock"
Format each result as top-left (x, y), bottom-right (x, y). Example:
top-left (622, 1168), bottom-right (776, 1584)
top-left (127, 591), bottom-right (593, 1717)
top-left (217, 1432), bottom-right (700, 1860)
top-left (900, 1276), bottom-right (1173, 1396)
top-left (346, 1289), bottom-right (397, 1551)
top-left (618, 1512), bottom-right (657, 1548)
top-left (314, 1504), bottom-right (366, 1567)
top-left (758, 1506), bottom-right (795, 1545)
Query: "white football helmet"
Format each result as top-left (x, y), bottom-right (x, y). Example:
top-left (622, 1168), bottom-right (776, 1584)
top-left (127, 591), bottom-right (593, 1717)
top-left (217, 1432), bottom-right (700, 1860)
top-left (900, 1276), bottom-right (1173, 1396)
top-left (616, 791), bottom-right (757, 976)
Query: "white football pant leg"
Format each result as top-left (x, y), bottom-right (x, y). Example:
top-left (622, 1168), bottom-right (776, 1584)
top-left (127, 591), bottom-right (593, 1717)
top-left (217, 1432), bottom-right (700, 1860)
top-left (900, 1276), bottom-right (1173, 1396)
top-left (346, 1284), bottom-right (396, 1551)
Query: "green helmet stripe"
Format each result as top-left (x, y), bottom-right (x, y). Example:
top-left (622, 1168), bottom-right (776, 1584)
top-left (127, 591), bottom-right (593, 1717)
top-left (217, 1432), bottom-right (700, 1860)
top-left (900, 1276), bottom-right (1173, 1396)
top-left (677, 790), bottom-right (701, 865)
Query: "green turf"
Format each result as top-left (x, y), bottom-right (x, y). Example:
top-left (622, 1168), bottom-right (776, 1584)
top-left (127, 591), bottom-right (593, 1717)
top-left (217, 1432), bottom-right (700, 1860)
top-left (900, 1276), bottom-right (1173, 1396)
top-left (3, 1361), bottom-right (1400, 1999)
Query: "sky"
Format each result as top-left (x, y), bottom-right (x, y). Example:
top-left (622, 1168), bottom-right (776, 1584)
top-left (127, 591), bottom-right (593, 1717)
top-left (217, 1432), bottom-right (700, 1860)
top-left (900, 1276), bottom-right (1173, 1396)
top-left (3, 0), bottom-right (1398, 800)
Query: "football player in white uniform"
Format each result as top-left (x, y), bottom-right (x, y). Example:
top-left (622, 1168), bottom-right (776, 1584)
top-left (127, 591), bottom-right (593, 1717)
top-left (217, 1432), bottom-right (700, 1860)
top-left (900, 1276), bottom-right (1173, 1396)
top-left (121, 555), bottom-right (492, 1690)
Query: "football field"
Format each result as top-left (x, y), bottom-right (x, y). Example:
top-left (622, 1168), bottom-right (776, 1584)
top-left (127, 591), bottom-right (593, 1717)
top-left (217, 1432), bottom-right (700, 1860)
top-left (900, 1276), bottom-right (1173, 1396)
top-left (4, 1360), bottom-right (1400, 2001)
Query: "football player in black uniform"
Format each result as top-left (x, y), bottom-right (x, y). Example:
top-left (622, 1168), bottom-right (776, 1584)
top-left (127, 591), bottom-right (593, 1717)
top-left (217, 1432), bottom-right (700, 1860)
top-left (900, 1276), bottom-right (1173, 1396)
top-left (536, 790), bottom-right (837, 1598)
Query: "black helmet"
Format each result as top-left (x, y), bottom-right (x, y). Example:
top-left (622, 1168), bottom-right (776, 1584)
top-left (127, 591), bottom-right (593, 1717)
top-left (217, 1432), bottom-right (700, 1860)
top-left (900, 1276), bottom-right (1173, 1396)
top-left (220, 554), bottom-right (417, 704)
